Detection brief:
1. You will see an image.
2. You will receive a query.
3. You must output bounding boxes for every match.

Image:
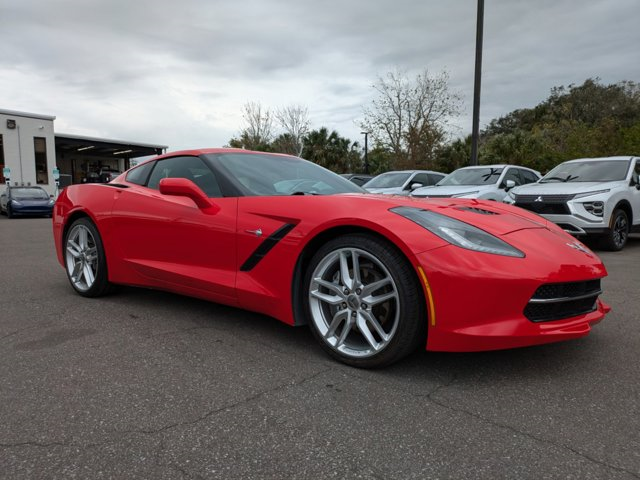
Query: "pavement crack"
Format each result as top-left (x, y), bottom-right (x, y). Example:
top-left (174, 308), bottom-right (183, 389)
top-left (0, 323), bottom-right (53, 344)
top-left (120, 368), bottom-right (331, 437)
top-left (0, 440), bottom-right (67, 449)
top-left (424, 392), bottom-right (640, 479)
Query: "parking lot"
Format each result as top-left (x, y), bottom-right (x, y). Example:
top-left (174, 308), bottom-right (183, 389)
top-left (1, 217), bottom-right (639, 479)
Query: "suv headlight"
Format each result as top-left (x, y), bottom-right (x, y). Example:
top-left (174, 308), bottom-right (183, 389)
top-left (583, 201), bottom-right (604, 217)
top-left (392, 206), bottom-right (525, 257)
top-left (573, 189), bottom-right (610, 199)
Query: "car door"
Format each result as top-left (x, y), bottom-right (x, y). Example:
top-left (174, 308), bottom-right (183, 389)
top-left (110, 155), bottom-right (238, 303)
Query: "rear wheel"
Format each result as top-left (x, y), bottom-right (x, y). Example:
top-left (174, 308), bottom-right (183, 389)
top-left (304, 234), bottom-right (426, 368)
top-left (64, 218), bottom-right (111, 297)
top-left (600, 209), bottom-right (629, 251)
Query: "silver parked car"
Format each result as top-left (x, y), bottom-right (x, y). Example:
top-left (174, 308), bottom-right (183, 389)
top-left (507, 156), bottom-right (640, 251)
top-left (411, 164), bottom-right (541, 201)
top-left (363, 170), bottom-right (446, 195)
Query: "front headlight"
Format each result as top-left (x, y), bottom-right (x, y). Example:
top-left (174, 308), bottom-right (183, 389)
top-left (11, 199), bottom-right (22, 206)
top-left (391, 206), bottom-right (525, 258)
top-left (573, 189), bottom-right (610, 199)
top-left (48, 199), bottom-right (55, 205)
top-left (451, 190), bottom-right (479, 198)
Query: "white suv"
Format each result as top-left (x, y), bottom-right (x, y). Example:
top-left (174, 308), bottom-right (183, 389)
top-left (507, 156), bottom-right (640, 251)
top-left (411, 164), bottom-right (541, 201)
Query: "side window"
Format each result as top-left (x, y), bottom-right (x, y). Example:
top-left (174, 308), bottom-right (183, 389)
top-left (521, 170), bottom-right (539, 184)
top-left (412, 173), bottom-right (430, 186)
top-left (502, 168), bottom-right (523, 186)
top-left (126, 161), bottom-right (155, 186)
top-left (633, 160), bottom-right (640, 184)
top-left (147, 156), bottom-right (222, 197)
top-left (429, 173), bottom-right (445, 184)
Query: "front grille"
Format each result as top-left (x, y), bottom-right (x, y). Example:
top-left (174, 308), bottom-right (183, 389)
top-left (524, 279), bottom-right (602, 322)
top-left (515, 201), bottom-right (570, 215)
top-left (515, 194), bottom-right (575, 203)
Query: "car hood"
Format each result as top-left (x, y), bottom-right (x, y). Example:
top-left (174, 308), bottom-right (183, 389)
top-left (352, 194), bottom-right (549, 236)
top-left (365, 187), bottom-right (405, 195)
top-left (512, 181), bottom-right (622, 196)
top-left (412, 185), bottom-right (494, 197)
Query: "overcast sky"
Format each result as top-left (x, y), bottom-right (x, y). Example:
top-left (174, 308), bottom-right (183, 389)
top-left (1, 0), bottom-right (638, 152)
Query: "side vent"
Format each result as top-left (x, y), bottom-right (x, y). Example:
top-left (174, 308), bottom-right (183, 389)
top-left (456, 206), bottom-right (498, 215)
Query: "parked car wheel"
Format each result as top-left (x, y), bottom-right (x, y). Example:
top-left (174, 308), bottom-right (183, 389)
top-left (304, 234), bottom-right (426, 368)
top-left (64, 218), bottom-right (111, 297)
top-left (600, 209), bottom-right (629, 251)
top-left (6, 205), bottom-right (13, 219)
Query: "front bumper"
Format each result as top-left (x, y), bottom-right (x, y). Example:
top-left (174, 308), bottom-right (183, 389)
top-left (10, 205), bottom-right (54, 216)
top-left (416, 228), bottom-right (609, 352)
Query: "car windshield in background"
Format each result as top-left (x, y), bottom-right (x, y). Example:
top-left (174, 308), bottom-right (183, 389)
top-left (540, 160), bottom-right (630, 183)
top-left (364, 172), bottom-right (411, 188)
top-left (438, 167), bottom-right (504, 186)
top-left (205, 153), bottom-right (364, 196)
top-left (11, 188), bottom-right (49, 200)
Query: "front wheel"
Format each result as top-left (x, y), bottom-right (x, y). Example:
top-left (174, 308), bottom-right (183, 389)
top-left (64, 218), bottom-right (111, 297)
top-left (304, 234), bottom-right (426, 368)
top-left (600, 209), bottom-right (629, 251)
top-left (6, 205), bottom-right (13, 218)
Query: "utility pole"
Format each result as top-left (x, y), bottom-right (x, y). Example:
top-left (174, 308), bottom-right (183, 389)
top-left (470, 0), bottom-right (484, 166)
top-left (361, 131), bottom-right (370, 174)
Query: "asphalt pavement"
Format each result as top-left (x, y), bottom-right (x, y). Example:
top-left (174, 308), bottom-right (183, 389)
top-left (1, 216), bottom-right (639, 479)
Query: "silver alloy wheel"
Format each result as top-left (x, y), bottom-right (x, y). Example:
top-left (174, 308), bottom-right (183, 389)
top-left (308, 247), bottom-right (400, 358)
top-left (65, 224), bottom-right (99, 292)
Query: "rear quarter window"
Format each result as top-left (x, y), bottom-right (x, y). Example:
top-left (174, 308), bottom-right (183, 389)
top-left (126, 161), bottom-right (155, 185)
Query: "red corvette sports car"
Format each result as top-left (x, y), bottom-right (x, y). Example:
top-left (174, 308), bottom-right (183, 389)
top-left (53, 149), bottom-right (610, 368)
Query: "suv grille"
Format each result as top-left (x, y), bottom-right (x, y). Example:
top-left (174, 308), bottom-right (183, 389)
top-left (524, 279), bottom-right (602, 322)
top-left (514, 194), bottom-right (573, 215)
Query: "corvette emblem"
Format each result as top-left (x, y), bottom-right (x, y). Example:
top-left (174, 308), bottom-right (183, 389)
top-left (534, 196), bottom-right (543, 202)
top-left (566, 241), bottom-right (592, 256)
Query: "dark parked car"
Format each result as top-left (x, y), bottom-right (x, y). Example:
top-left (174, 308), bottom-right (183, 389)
top-left (340, 173), bottom-right (375, 187)
top-left (0, 186), bottom-right (54, 218)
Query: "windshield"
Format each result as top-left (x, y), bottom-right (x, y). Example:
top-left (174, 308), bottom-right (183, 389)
top-left (540, 160), bottom-right (630, 183)
top-left (364, 172), bottom-right (411, 189)
top-left (11, 188), bottom-right (49, 200)
top-left (205, 153), bottom-right (363, 196)
top-left (438, 167), bottom-right (504, 186)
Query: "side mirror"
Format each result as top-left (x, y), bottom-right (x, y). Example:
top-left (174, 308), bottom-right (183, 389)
top-left (504, 179), bottom-right (516, 191)
top-left (159, 178), bottom-right (219, 212)
top-left (410, 182), bottom-right (423, 190)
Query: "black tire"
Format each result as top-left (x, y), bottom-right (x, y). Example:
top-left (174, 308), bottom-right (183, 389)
top-left (6, 205), bottom-right (13, 219)
top-left (303, 234), bottom-right (427, 368)
top-left (600, 209), bottom-right (629, 251)
top-left (63, 217), bottom-right (112, 297)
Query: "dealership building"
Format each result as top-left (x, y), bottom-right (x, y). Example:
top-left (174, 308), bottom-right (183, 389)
top-left (0, 108), bottom-right (168, 195)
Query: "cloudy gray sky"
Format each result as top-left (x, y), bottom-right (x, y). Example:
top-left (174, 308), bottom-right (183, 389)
top-left (1, 0), bottom-right (638, 151)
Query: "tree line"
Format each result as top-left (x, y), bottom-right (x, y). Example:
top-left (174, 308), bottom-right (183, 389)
top-left (227, 75), bottom-right (640, 175)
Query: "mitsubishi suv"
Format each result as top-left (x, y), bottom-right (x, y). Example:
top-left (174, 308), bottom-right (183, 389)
top-left (507, 156), bottom-right (640, 251)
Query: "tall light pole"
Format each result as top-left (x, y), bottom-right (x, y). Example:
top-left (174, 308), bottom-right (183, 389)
top-left (361, 131), bottom-right (370, 174)
top-left (470, 0), bottom-right (484, 166)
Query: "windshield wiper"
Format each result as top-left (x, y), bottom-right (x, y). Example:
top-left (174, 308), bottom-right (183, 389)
top-left (540, 175), bottom-right (578, 183)
top-left (290, 191), bottom-right (319, 196)
top-left (481, 168), bottom-right (501, 182)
